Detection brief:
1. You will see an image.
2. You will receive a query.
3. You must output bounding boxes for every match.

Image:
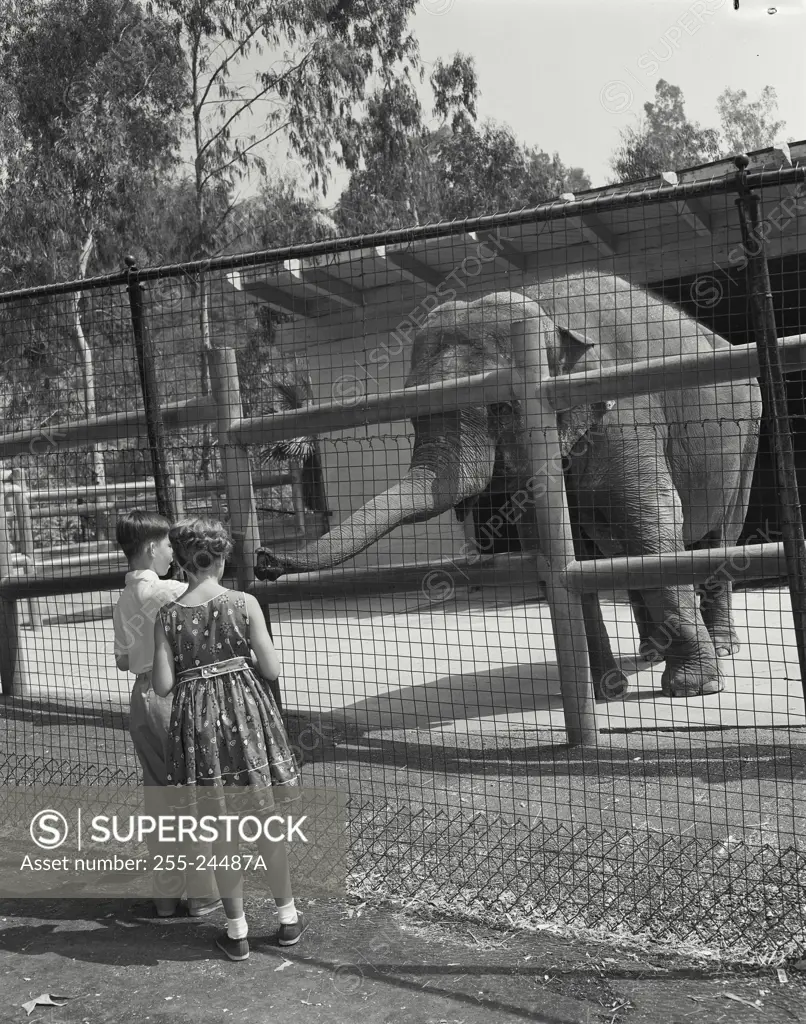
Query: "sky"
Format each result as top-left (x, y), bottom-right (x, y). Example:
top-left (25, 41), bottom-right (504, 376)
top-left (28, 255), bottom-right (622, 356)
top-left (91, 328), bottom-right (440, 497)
top-left (196, 0), bottom-right (806, 203)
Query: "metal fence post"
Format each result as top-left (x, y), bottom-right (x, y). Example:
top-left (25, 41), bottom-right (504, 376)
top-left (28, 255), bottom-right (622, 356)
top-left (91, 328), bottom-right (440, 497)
top-left (510, 317), bottom-right (597, 746)
top-left (125, 257), bottom-right (176, 523)
top-left (209, 346), bottom-right (260, 591)
top-left (734, 155), bottom-right (806, 703)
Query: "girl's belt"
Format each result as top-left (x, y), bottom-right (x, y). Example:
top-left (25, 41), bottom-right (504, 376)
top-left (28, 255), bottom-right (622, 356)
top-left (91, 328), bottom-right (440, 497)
top-left (176, 656), bottom-right (250, 684)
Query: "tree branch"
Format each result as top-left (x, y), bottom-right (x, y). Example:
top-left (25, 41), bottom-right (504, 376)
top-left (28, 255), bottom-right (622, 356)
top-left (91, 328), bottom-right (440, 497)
top-left (199, 121), bottom-right (291, 190)
top-left (196, 49), bottom-right (314, 163)
top-left (196, 23), bottom-right (264, 114)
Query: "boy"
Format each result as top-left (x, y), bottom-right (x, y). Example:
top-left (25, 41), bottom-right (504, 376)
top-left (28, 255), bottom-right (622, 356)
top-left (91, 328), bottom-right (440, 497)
top-left (113, 510), bottom-right (219, 919)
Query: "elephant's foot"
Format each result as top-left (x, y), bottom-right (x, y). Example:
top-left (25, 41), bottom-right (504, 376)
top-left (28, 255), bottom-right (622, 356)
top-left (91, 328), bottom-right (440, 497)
top-left (707, 630), bottom-right (741, 658)
top-left (594, 668), bottom-right (630, 702)
top-left (639, 637), bottom-right (667, 664)
top-left (660, 664), bottom-right (724, 698)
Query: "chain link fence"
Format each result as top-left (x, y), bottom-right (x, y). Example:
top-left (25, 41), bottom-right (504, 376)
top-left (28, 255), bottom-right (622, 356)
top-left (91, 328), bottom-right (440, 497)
top-left (1, 157), bottom-right (806, 958)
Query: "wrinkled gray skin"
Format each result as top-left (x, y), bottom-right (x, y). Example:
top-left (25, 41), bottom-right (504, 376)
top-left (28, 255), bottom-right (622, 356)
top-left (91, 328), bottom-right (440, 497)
top-left (256, 272), bottom-right (762, 699)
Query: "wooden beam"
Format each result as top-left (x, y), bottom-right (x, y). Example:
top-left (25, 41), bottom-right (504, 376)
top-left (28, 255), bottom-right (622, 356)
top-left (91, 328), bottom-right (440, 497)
top-left (0, 396), bottom-right (216, 460)
top-left (283, 258), bottom-right (364, 309)
top-left (771, 139), bottom-right (799, 199)
top-left (210, 346), bottom-right (260, 591)
top-left (230, 367), bottom-right (518, 446)
top-left (467, 231), bottom-right (528, 271)
top-left (510, 316), bottom-right (596, 746)
top-left (228, 270), bottom-right (320, 318)
top-left (374, 245), bottom-right (445, 287)
top-left (558, 197), bottom-right (617, 258)
top-left (27, 480), bottom-right (156, 502)
top-left (541, 333), bottom-right (806, 411)
top-left (0, 552), bottom-right (542, 603)
top-left (660, 171), bottom-right (712, 237)
top-left (561, 543), bottom-right (787, 592)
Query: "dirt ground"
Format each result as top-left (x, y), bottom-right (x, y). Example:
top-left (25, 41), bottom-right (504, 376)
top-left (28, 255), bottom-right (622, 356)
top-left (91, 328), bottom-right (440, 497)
top-left (2, 894), bottom-right (806, 1024)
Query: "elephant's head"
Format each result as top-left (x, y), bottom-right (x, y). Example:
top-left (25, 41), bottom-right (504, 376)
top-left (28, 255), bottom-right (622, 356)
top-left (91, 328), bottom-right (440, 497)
top-left (254, 288), bottom-right (604, 581)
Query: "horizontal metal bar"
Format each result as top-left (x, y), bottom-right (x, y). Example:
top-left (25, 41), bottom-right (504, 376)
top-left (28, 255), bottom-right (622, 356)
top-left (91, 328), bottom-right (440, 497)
top-left (230, 369), bottom-right (518, 446)
top-left (542, 334), bottom-right (806, 410)
top-left (2, 163), bottom-right (803, 305)
top-left (560, 543), bottom-right (787, 592)
top-left (0, 397), bottom-right (216, 459)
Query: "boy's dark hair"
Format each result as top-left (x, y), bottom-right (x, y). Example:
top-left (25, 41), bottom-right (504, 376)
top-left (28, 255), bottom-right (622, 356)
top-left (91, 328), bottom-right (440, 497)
top-left (169, 517), bottom-right (234, 573)
top-left (115, 510), bottom-right (172, 562)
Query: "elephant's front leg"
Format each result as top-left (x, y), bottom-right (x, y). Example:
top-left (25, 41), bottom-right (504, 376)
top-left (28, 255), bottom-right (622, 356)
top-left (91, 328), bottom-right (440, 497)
top-left (572, 529), bottom-right (629, 700)
top-left (602, 465), bottom-right (722, 698)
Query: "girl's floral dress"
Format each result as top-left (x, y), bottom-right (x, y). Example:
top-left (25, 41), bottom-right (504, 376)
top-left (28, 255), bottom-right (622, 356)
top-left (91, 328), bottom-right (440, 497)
top-left (159, 590), bottom-right (301, 812)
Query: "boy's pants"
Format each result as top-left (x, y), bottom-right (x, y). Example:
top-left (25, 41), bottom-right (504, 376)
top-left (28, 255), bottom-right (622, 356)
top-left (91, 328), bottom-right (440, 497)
top-left (129, 673), bottom-right (217, 905)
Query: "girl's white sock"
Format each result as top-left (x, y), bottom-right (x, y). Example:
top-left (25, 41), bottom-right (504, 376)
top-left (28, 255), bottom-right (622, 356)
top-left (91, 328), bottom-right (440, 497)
top-left (276, 900), bottom-right (297, 925)
top-left (226, 914), bottom-right (248, 940)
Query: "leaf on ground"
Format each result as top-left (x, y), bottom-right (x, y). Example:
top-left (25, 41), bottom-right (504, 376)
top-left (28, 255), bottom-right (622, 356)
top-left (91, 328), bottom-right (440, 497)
top-left (724, 992), bottom-right (762, 1011)
top-left (793, 959), bottom-right (806, 971)
top-left (274, 959), bottom-right (295, 972)
top-left (22, 994), bottom-right (70, 1016)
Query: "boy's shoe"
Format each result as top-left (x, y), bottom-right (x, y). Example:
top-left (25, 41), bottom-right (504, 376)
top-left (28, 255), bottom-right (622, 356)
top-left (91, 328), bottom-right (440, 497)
top-left (277, 910), bottom-right (304, 947)
top-left (214, 931), bottom-right (250, 961)
top-left (188, 897), bottom-right (222, 918)
top-left (153, 899), bottom-right (182, 920)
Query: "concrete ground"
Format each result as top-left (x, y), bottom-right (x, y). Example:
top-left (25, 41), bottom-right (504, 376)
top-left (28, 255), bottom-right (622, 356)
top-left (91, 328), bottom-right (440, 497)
top-left (2, 895), bottom-right (806, 1024)
top-left (2, 574), bottom-right (806, 1021)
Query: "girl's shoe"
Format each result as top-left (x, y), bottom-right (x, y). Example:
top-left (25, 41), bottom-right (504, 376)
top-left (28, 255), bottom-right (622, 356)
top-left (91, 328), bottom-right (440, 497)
top-left (215, 931), bottom-right (250, 961)
top-left (277, 910), bottom-right (304, 947)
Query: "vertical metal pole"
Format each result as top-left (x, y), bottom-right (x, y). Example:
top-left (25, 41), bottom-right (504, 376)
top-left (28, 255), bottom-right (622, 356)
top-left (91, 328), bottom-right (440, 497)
top-left (510, 317), bottom-right (597, 746)
top-left (734, 157), bottom-right (806, 703)
top-left (125, 257), bottom-right (175, 522)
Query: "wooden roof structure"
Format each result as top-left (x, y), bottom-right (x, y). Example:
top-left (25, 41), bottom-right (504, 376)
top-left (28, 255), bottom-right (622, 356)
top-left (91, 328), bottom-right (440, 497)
top-left (229, 141), bottom-right (806, 350)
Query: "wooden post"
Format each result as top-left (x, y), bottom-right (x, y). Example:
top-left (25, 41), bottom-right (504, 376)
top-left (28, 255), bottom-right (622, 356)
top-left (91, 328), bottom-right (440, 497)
top-left (171, 476), bottom-right (185, 517)
top-left (0, 482), bottom-right (24, 695)
top-left (289, 466), bottom-right (307, 542)
top-left (509, 317), bottom-right (597, 747)
top-left (209, 346), bottom-right (260, 590)
top-left (10, 469), bottom-right (41, 630)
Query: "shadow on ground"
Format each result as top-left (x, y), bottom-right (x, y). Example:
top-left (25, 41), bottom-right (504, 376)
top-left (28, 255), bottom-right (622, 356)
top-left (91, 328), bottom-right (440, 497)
top-left (1, 896), bottom-right (804, 1024)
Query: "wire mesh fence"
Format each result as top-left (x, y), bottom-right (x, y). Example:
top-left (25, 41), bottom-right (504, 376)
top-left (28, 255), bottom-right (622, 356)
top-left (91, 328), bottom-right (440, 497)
top-left (1, 156), bottom-right (806, 958)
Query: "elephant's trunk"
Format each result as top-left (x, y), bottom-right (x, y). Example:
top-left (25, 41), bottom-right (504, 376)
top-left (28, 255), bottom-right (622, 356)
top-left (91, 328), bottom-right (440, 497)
top-left (255, 413), bottom-right (496, 580)
top-left (256, 468), bottom-right (454, 579)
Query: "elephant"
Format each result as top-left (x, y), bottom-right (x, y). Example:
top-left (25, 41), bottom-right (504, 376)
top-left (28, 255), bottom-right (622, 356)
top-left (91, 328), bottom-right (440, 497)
top-left (255, 271), bottom-right (762, 699)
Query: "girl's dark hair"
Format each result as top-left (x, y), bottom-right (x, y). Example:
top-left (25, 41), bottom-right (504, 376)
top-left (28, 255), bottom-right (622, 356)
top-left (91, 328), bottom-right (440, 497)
top-left (116, 510), bottom-right (171, 562)
top-left (169, 517), bottom-right (234, 573)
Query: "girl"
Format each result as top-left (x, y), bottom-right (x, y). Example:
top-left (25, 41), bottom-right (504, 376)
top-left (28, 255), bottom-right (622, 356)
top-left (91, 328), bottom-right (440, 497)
top-left (151, 517), bottom-right (302, 961)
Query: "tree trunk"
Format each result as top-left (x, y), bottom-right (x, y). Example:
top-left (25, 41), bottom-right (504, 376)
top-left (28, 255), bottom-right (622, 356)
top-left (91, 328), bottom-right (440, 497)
top-left (197, 271), bottom-right (214, 481)
top-left (73, 227), bottom-right (106, 492)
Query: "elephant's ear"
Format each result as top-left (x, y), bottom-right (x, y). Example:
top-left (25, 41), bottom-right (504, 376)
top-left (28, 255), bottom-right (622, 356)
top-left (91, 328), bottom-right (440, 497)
top-left (553, 325), bottom-right (595, 374)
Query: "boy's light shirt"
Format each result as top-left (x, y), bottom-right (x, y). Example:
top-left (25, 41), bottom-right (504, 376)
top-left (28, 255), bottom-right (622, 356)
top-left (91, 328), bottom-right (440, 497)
top-left (113, 569), bottom-right (187, 675)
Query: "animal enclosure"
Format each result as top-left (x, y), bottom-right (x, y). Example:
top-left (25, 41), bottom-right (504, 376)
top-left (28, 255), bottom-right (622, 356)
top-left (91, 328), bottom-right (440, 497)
top-left (2, 149), bottom-right (806, 957)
